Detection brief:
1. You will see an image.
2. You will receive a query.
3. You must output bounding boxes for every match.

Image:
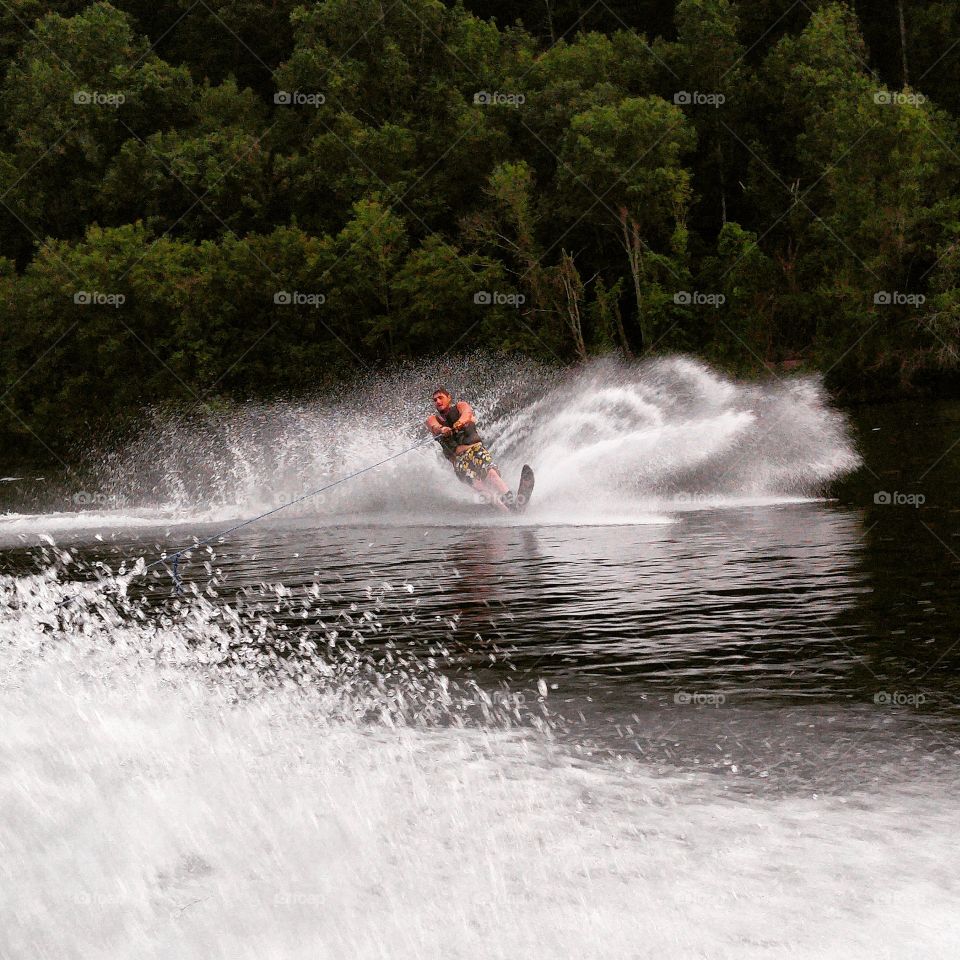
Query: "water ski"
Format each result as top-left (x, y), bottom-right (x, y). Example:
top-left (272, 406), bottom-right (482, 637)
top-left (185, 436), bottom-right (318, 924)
top-left (513, 464), bottom-right (535, 513)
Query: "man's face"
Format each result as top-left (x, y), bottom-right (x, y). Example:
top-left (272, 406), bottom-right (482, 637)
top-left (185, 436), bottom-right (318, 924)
top-left (433, 392), bottom-right (451, 413)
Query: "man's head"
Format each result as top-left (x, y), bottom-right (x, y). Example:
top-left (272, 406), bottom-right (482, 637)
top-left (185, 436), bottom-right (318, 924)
top-left (432, 388), bottom-right (452, 413)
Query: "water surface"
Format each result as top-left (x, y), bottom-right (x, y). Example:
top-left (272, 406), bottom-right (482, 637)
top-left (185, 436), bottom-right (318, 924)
top-left (2, 359), bottom-right (958, 958)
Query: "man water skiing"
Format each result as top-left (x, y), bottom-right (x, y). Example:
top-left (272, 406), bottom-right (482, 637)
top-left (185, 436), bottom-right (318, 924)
top-left (425, 388), bottom-right (515, 512)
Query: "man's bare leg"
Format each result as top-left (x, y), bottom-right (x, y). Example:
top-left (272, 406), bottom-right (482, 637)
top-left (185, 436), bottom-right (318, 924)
top-left (472, 477), bottom-right (511, 513)
top-left (485, 469), bottom-right (510, 496)
top-left (484, 470), bottom-right (512, 512)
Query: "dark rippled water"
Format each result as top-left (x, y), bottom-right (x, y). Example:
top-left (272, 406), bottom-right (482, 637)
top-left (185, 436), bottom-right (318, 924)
top-left (5, 399), bottom-right (959, 796)
top-left (5, 387), bottom-right (960, 959)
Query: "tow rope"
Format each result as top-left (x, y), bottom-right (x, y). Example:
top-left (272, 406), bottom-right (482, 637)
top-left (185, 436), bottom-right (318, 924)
top-left (57, 435), bottom-right (438, 605)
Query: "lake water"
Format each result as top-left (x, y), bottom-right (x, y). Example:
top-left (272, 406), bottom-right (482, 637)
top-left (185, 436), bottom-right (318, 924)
top-left (2, 357), bottom-right (958, 958)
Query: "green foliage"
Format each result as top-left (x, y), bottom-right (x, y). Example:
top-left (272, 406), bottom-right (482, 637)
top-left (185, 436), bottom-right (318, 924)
top-left (3, 0), bottom-right (960, 458)
top-left (699, 221), bottom-right (778, 366)
top-left (923, 241), bottom-right (960, 370)
top-left (102, 79), bottom-right (271, 238)
top-left (0, 2), bottom-right (194, 249)
top-left (756, 3), bottom-right (960, 378)
top-left (557, 96), bottom-right (695, 234)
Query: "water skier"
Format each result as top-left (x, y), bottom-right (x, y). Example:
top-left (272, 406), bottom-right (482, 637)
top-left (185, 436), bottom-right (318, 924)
top-left (425, 388), bottom-right (533, 513)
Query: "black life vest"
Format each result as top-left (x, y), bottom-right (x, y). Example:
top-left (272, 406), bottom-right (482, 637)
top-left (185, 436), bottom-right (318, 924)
top-left (436, 402), bottom-right (482, 456)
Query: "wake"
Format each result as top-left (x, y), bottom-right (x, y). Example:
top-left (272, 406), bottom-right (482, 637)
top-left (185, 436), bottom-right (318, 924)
top-left (1, 558), bottom-right (957, 959)
top-left (2, 354), bottom-right (860, 533)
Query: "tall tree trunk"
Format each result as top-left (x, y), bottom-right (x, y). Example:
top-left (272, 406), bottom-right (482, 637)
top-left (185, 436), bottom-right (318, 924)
top-left (716, 139), bottom-right (727, 226)
top-left (610, 295), bottom-right (631, 358)
top-left (543, 0), bottom-right (556, 44)
top-left (898, 0), bottom-right (910, 87)
top-left (619, 208), bottom-right (647, 353)
top-left (595, 277), bottom-right (633, 358)
top-left (558, 249), bottom-right (587, 361)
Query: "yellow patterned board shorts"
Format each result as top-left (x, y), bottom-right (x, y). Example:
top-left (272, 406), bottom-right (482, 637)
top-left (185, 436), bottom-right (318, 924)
top-left (453, 443), bottom-right (499, 484)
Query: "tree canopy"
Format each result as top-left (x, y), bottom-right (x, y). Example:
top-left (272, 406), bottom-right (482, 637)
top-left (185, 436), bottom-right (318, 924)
top-left (1, 0), bottom-right (959, 459)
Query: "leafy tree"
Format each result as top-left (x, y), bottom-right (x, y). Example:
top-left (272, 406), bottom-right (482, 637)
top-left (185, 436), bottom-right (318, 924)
top-left (762, 3), bottom-right (960, 379)
top-left (514, 30), bottom-right (656, 183)
top-left (115, 0), bottom-right (301, 97)
top-left (0, 0), bottom-right (88, 78)
top-left (461, 160), bottom-right (569, 357)
top-left (458, 0), bottom-right (676, 44)
top-left (102, 78), bottom-right (272, 239)
top-left (699, 221), bottom-right (779, 367)
top-left (329, 197), bottom-right (409, 355)
top-left (391, 234), bottom-right (510, 354)
top-left (272, 0), bottom-right (515, 233)
top-left (556, 96), bottom-right (696, 351)
top-left (2, 222), bottom-right (196, 450)
top-left (1, 2), bottom-right (193, 244)
top-left (660, 0), bottom-right (746, 230)
top-left (185, 227), bottom-right (342, 393)
top-left (3, 0), bottom-right (960, 460)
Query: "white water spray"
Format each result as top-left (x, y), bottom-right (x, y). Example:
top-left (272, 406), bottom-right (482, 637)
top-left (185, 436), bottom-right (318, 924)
top-left (0, 354), bottom-right (857, 535)
top-left (1, 562), bottom-right (958, 959)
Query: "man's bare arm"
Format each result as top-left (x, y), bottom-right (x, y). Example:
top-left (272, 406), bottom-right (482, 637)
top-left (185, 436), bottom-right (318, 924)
top-left (452, 401), bottom-right (475, 431)
top-left (426, 414), bottom-right (454, 437)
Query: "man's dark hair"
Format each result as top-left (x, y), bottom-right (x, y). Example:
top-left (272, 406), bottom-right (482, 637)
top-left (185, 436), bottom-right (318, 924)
top-left (432, 387), bottom-right (451, 398)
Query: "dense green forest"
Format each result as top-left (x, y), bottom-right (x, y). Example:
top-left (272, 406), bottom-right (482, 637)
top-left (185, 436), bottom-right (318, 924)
top-left (1, 0), bottom-right (959, 460)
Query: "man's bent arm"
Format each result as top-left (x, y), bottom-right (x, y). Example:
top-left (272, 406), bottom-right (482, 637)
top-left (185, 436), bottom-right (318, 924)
top-left (453, 402), bottom-right (475, 430)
